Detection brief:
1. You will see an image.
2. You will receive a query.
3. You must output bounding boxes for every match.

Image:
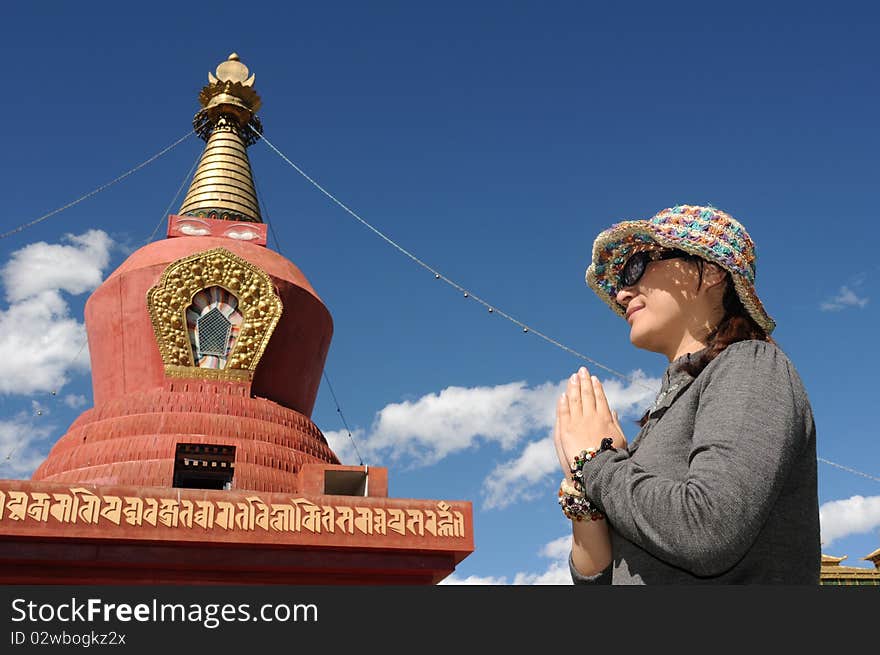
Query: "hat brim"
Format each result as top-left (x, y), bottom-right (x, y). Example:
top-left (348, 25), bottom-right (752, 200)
top-left (585, 220), bottom-right (776, 335)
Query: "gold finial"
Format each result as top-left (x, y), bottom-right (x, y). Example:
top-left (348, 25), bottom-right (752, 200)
top-left (178, 54), bottom-right (264, 224)
top-left (198, 52), bottom-right (261, 125)
top-left (208, 53), bottom-right (255, 87)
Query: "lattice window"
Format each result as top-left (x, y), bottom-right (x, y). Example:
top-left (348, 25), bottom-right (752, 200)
top-left (197, 307), bottom-right (232, 357)
top-left (186, 286), bottom-right (243, 369)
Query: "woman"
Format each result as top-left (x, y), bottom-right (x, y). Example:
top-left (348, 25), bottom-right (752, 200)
top-left (554, 204), bottom-right (819, 584)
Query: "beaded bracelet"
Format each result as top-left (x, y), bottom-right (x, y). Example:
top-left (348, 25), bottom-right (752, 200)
top-left (557, 479), bottom-right (605, 522)
top-left (570, 437), bottom-right (617, 488)
top-left (570, 448), bottom-right (599, 488)
top-left (560, 437), bottom-right (617, 521)
top-left (560, 477), bottom-right (583, 497)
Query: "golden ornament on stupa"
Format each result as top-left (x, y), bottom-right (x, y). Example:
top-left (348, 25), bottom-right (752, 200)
top-left (178, 53), bottom-right (264, 223)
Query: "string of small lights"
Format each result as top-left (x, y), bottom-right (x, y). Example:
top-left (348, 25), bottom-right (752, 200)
top-left (1, 130), bottom-right (195, 240)
top-left (251, 127), bottom-right (879, 485)
top-left (33, 143), bottom-right (202, 417)
top-left (250, 126), bottom-right (652, 392)
top-left (0, 128), bottom-right (874, 487)
top-left (3, 145), bottom-right (200, 462)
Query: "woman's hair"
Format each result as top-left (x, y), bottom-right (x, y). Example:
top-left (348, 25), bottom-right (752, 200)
top-left (635, 253), bottom-right (774, 428)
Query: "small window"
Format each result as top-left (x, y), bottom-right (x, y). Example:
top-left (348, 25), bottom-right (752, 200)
top-left (324, 470), bottom-right (368, 496)
top-left (173, 443), bottom-right (235, 490)
top-left (186, 286), bottom-right (243, 369)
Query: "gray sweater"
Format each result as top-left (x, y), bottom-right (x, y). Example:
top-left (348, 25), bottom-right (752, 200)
top-left (570, 340), bottom-right (820, 584)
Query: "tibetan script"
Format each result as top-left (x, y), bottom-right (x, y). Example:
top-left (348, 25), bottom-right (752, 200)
top-left (0, 488), bottom-right (466, 539)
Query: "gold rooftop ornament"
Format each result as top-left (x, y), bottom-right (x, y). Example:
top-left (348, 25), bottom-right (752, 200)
top-left (178, 53), bottom-right (264, 223)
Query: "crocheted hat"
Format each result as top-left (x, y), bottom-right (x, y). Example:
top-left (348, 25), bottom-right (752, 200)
top-left (585, 204), bottom-right (775, 334)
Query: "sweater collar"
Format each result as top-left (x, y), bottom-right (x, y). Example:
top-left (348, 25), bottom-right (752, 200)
top-left (661, 347), bottom-right (707, 392)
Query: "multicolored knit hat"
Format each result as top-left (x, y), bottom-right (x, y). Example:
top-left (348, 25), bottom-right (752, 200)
top-left (585, 204), bottom-right (775, 334)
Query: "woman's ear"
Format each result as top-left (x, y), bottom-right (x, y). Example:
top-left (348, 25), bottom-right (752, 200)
top-left (702, 263), bottom-right (728, 291)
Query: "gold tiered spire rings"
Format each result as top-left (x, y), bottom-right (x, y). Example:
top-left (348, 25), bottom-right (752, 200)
top-left (178, 53), bottom-right (263, 223)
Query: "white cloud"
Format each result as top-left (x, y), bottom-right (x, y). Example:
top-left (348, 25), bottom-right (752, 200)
top-left (480, 372), bottom-right (659, 509)
top-left (439, 573), bottom-right (508, 585)
top-left (339, 372), bottom-right (658, 477)
top-left (820, 286), bottom-right (869, 311)
top-left (63, 394), bottom-right (88, 409)
top-left (363, 380), bottom-right (560, 465)
top-left (0, 230), bottom-right (113, 395)
top-left (0, 290), bottom-right (90, 394)
top-left (322, 372), bottom-right (658, 509)
top-left (2, 230), bottom-right (113, 303)
top-left (511, 535), bottom-right (573, 585)
top-left (0, 411), bottom-right (55, 478)
top-left (819, 495), bottom-right (880, 547)
top-left (594, 369), bottom-right (660, 418)
top-left (323, 428), bottom-right (365, 466)
top-left (539, 534), bottom-right (574, 560)
top-left (482, 437), bottom-right (557, 509)
top-left (442, 534), bottom-right (575, 585)
top-left (511, 561), bottom-right (572, 585)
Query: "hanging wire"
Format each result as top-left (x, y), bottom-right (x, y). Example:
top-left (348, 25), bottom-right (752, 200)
top-left (14, 142), bottom-right (198, 460)
top-left (253, 170), bottom-right (365, 466)
top-left (252, 168), bottom-right (285, 255)
top-left (52, 339), bottom-right (90, 396)
top-left (20, 305), bottom-right (91, 428)
top-left (251, 127), bottom-right (880, 486)
top-left (818, 458), bottom-right (880, 484)
top-left (3, 126), bottom-right (874, 486)
top-left (250, 126), bottom-right (652, 391)
top-left (40, 142), bottom-right (202, 407)
top-left (143, 146), bottom-right (202, 246)
top-left (1, 130), bottom-right (195, 240)
top-left (9, 128), bottom-right (199, 425)
top-left (321, 371), bottom-right (364, 467)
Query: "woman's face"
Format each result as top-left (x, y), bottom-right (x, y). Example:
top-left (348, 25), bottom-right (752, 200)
top-left (614, 254), bottom-right (725, 360)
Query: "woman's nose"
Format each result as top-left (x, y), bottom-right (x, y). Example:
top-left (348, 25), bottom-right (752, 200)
top-left (616, 286), bottom-right (634, 307)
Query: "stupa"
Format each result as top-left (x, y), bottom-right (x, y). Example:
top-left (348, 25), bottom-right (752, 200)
top-left (0, 54), bottom-right (473, 584)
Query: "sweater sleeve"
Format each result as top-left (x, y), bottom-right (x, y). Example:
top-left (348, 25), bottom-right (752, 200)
top-left (569, 551), bottom-right (612, 584)
top-left (580, 341), bottom-right (808, 577)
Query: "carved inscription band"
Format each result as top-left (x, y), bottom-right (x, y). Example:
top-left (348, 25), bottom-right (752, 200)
top-left (0, 489), bottom-right (466, 539)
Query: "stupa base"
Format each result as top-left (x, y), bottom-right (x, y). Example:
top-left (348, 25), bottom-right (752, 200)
top-left (0, 464), bottom-right (473, 585)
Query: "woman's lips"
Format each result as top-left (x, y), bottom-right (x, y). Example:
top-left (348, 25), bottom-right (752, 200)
top-left (626, 307), bottom-right (643, 322)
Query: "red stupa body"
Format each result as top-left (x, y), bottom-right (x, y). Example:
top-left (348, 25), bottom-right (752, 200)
top-left (32, 231), bottom-right (338, 492)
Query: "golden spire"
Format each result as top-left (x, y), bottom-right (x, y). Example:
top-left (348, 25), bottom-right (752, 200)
top-left (178, 53), bottom-right (263, 223)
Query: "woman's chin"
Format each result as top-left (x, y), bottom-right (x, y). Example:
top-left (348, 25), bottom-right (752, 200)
top-left (628, 324), bottom-right (647, 348)
top-left (628, 325), bottom-right (662, 354)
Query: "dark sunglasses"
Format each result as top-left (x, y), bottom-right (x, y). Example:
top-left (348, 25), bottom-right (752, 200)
top-left (619, 249), bottom-right (689, 289)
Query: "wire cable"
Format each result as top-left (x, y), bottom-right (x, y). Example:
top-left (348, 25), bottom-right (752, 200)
top-left (252, 127), bottom-right (880, 485)
top-left (253, 171), bottom-right (365, 466)
top-left (143, 146), bottom-right (202, 246)
top-left (8, 125), bottom-right (874, 486)
top-left (41, 144), bottom-right (202, 405)
top-left (818, 457), bottom-right (880, 484)
top-left (321, 371), bottom-right (364, 467)
top-left (2, 130), bottom-right (194, 240)
top-left (252, 127), bottom-right (652, 391)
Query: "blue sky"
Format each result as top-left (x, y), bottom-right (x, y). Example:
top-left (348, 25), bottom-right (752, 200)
top-left (1, 1), bottom-right (879, 582)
